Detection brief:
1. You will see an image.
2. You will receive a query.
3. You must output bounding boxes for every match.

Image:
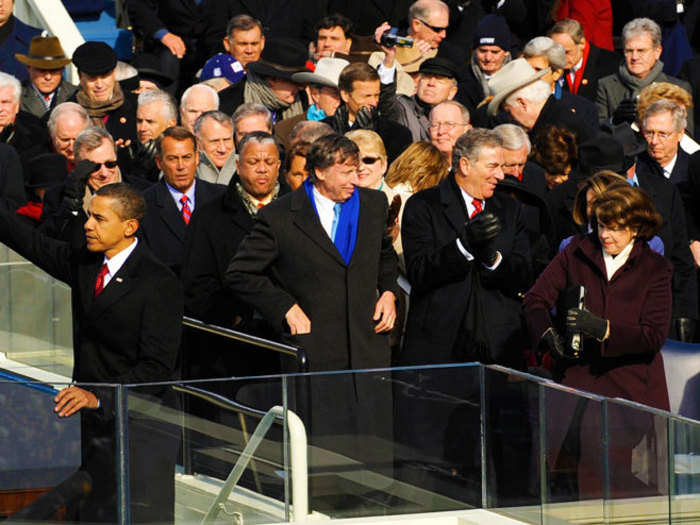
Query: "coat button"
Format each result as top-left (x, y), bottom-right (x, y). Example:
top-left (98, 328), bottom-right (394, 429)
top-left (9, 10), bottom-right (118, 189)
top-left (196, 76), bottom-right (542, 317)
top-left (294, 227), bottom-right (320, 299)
top-left (120, 117), bottom-right (126, 124)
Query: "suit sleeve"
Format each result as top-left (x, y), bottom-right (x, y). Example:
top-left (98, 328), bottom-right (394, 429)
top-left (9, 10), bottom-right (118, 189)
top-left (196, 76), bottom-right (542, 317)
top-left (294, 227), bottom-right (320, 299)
top-left (0, 201), bottom-right (73, 284)
top-left (114, 271), bottom-right (183, 383)
top-left (402, 194), bottom-right (472, 295)
top-left (224, 212), bottom-right (297, 333)
top-left (126, 0), bottom-right (167, 39)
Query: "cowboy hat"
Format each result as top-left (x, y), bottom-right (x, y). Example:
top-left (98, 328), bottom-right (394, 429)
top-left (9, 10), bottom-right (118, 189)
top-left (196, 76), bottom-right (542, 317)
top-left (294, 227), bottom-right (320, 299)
top-left (487, 58), bottom-right (549, 116)
top-left (15, 36), bottom-right (71, 69)
top-left (247, 38), bottom-right (308, 80)
top-left (292, 57), bottom-right (349, 88)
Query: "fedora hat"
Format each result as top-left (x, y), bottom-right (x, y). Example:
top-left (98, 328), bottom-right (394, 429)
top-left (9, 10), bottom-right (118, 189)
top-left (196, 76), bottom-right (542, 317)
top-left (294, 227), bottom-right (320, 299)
top-left (487, 58), bottom-right (549, 116)
top-left (247, 38), bottom-right (309, 80)
top-left (15, 36), bottom-right (71, 70)
top-left (292, 57), bottom-right (349, 88)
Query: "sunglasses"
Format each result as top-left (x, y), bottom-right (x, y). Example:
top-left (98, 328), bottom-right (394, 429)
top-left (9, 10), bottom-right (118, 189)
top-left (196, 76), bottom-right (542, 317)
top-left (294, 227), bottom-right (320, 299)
top-left (361, 156), bottom-right (381, 165)
top-left (90, 160), bottom-right (119, 172)
top-left (416, 17), bottom-right (448, 34)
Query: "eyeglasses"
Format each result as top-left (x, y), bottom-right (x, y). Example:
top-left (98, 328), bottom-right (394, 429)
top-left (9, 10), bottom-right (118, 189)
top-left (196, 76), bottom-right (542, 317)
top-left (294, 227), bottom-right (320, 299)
top-left (642, 130), bottom-right (674, 141)
top-left (90, 160), bottom-right (119, 172)
top-left (415, 17), bottom-right (448, 34)
top-left (361, 156), bottom-right (381, 165)
top-left (428, 121), bottom-right (464, 131)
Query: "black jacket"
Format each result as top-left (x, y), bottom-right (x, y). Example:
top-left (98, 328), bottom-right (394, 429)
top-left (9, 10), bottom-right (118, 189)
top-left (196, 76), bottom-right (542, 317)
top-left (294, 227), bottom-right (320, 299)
top-left (0, 111), bottom-right (51, 167)
top-left (400, 173), bottom-right (532, 368)
top-left (530, 95), bottom-right (598, 145)
top-left (0, 143), bottom-right (27, 209)
top-left (141, 178), bottom-right (225, 275)
top-left (563, 43), bottom-right (619, 103)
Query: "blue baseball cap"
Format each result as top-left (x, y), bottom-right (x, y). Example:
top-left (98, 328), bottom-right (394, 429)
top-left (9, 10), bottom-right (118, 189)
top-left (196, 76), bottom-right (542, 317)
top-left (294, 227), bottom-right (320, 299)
top-left (201, 53), bottom-right (245, 84)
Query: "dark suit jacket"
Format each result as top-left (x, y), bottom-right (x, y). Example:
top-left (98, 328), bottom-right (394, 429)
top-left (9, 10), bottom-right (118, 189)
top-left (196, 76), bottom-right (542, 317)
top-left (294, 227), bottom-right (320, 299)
top-left (141, 178), bottom-right (225, 275)
top-left (400, 173), bottom-right (532, 368)
top-left (636, 154), bottom-right (698, 322)
top-left (0, 16), bottom-right (41, 83)
top-left (0, 143), bottom-right (27, 209)
top-left (563, 42), bottom-right (620, 103)
top-left (225, 185), bottom-right (398, 371)
top-left (558, 89), bottom-right (599, 125)
top-left (530, 95), bottom-right (598, 145)
top-left (326, 0), bottom-right (411, 36)
top-left (0, 110), bottom-right (51, 167)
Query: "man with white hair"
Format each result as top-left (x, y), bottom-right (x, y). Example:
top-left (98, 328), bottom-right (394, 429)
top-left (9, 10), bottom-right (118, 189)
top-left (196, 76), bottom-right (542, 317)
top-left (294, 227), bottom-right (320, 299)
top-left (0, 71), bottom-right (50, 161)
top-left (179, 83), bottom-right (219, 133)
top-left (597, 18), bottom-right (690, 124)
top-left (487, 58), bottom-right (597, 143)
top-left (522, 36), bottom-right (598, 124)
top-left (194, 110), bottom-right (236, 185)
top-left (494, 123), bottom-right (546, 196)
top-left (136, 89), bottom-right (177, 144)
top-left (47, 102), bottom-right (90, 169)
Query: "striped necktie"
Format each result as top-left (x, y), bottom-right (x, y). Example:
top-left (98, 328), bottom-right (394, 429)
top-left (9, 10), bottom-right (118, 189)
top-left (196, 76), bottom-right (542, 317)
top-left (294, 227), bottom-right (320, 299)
top-left (180, 195), bottom-right (191, 224)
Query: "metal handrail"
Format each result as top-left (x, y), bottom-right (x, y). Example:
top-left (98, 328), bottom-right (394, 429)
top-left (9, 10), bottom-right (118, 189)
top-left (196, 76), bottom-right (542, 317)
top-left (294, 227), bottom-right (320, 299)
top-left (173, 384), bottom-right (270, 420)
top-left (183, 316), bottom-right (308, 372)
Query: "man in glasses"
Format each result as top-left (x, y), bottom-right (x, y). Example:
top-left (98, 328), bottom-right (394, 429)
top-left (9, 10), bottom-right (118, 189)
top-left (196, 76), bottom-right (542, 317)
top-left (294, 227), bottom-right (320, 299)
top-left (408, 0), bottom-right (449, 51)
top-left (428, 100), bottom-right (472, 160)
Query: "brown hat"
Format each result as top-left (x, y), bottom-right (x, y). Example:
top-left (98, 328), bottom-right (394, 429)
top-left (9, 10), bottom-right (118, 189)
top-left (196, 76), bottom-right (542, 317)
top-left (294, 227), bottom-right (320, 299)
top-left (15, 36), bottom-right (71, 70)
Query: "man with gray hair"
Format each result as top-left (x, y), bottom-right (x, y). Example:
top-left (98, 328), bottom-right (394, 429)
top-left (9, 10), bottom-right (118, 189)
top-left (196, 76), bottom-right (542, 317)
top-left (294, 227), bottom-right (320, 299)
top-left (132, 89), bottom-right (178, 181)
top-left (194, 110), bottom-right (236, 185)
top-left (597, 17), bottom-right (690, 124)
top-left (488, 57), bottom-right (596, 143)
top-left (47, 102), bottom-right (89, 169)
top-left (0, 71), bottom-right (50, 161)
top-left (522, 36), bottom-right (598, 124)
top-left (179, 83), bottom-right (219, 133)
top-left (494, 123), bottom-right (546, 195)
top-left (401, 128), bottom-right (531, 367)
top-left (232, 102), bottom-right (273, 147)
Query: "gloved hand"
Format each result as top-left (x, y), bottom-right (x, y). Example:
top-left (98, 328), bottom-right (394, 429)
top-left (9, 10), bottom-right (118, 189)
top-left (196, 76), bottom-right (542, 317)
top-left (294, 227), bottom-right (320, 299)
top-left (674, 317), bottom-right (696, 342)
top-left (566, 308), bottom-right (609, 341)
top-left (612, 98), bottom-right (638, 125)
top-left (62, 160), bottom-right (99, 213)
top-left (461, 211), bottom-right (501, 265)
top-left (538, 326), bottom-right (578, 360)
top-left (354, 105), bottom-right (378, 130)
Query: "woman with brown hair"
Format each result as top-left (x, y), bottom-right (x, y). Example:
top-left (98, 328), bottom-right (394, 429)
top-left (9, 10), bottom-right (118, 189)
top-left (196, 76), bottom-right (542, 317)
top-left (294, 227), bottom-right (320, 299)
top-left (532, 125), bottom-right (578, 190)
top-left (524, 183), bottom-right (672, 499)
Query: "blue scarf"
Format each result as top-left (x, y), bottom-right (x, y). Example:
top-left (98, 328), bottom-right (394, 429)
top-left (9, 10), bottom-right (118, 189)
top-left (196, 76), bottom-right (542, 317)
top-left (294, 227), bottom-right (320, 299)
top-left (306, 104), bottom-right (327, 121)
top-left (304, 179), bottom-right (359, 265)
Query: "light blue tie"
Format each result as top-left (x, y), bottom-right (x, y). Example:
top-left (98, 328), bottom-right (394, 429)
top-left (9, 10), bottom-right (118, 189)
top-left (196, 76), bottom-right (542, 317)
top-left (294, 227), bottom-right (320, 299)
top-left (330, 202), bottom-right (342, 241)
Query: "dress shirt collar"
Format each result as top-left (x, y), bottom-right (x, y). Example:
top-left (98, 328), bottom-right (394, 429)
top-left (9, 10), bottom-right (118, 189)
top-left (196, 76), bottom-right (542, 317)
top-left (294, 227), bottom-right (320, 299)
top-left (458, 186), bottom-right (485, 217)
top-left (101, 237), bottom-right (138, 287)
top-left (661, 153), bottom-right (678, 179)
top-left (312, 185), bottom-right (338, 238)
top-left (166, 180), bottom-right (196, 211)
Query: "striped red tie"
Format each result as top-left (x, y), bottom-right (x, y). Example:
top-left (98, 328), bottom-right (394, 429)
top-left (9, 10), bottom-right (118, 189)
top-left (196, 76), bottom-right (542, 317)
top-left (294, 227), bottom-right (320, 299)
top-left (470, 198), bottom-right (483, 219)
top-left (94, 263), bottom-right (109, 297)
top-left (180, 195), bottom-right (191, 224)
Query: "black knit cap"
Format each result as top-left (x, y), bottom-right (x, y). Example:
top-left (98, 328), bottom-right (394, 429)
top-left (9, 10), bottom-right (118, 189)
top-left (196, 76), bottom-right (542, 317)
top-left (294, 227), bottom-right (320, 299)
top-left (473, 14), bottom-right (511, 52)
top-left (419, 57), bottom-right (460, 79)
top-left (72, 41), bottom-right (117, 75)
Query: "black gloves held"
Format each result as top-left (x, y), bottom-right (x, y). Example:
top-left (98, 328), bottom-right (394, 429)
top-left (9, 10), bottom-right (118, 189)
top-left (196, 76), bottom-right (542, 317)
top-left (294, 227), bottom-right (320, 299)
top-left (461, 212), bottom-right (501, 266)
top-left (566, 308), bottom-right (609, 341)
top-left (62, 160), bottom-right (99, 213)
top-left (612, 98), bottom-right (637, 125)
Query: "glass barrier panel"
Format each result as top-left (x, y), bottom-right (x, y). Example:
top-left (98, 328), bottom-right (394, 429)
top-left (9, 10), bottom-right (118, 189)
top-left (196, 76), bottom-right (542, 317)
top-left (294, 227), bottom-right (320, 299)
top-left (480, 366), bottom-right (543, 524)
top-left (671, 415), bottom-right (700, 523)
top-left (283, 364), bottom-right (481, 519)
top-left (603, 398), bottom-right (670, 523)
top-left (0, 378), bottom-right (119, 523)
top-left (0, 246), bottom-right (73, 378)
top-left (126, 376), bottom-right (286, 524)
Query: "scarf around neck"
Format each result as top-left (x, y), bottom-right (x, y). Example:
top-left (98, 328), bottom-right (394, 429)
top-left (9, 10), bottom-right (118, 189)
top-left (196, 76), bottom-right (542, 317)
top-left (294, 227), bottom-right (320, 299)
top-left (618, 60), bottom-right (664, 94)
top-left (303, 178), bottom-right (359, 265)
top-left (77, 81), bottom-right (125, 125)
top-left (244, 72), bottom-right (304, 122)
top-left (471, 52), bottom-right (511, 97)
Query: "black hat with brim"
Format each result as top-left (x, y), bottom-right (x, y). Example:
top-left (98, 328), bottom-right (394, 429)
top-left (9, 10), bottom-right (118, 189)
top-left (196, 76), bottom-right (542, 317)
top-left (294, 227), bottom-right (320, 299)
top-left (131, 53), bottom-right (175, 88)
top-left (247, 38), bottom-right (309, 80)
top-left (72, 41), bottom-right (117, 76)
top-left (419, 57), bottom-right (460, 79)
top-left (26, 153), bottom-right (68, 189)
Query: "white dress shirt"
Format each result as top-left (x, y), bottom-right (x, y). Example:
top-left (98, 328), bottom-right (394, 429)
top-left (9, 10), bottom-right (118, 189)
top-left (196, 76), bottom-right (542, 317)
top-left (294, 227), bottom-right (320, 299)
top-left (166, 180), bottom-right (196, 212)
top-left (101, 237), bottom-right (139, 287)
top-left (313, 186), bottom-right (338, 239)
top-left (661, 153), bottom-right (678, 179)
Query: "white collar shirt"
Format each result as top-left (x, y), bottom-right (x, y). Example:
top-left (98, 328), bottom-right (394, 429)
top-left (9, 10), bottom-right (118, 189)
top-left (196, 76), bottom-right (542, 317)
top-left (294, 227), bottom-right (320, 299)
top-left (101, 238), bottom-right (139, 287)
top-left (313, 186), bottom-right (338, 239)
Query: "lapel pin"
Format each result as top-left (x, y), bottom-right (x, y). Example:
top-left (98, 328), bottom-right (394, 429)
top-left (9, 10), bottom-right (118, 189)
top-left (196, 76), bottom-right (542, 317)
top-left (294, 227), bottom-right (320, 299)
top-left (116, 277), bottom-right (123, 283)
top-left (120, 116), bottom-right (127, 124)
top-left (582, 79), bottom-right (588, 85)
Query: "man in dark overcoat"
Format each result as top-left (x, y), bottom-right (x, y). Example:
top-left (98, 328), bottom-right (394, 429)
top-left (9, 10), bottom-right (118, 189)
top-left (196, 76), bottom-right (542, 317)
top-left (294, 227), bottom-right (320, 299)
top-left (225, 134), bottom-right (398, 489)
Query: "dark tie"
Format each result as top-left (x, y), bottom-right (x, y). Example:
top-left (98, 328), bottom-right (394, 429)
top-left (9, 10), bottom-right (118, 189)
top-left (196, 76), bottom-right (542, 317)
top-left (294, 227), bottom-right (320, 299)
top-left (180, 195), bottom-right (191, 224)
top-left (94, 263), bottom-right (109, 297)
top-left (470, 198), bottom-right (483, 219)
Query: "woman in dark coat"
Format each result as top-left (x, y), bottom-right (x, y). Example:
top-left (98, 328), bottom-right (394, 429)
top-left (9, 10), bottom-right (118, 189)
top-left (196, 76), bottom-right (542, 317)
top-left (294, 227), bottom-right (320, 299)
top-left (523, 184), bottom-right (672, 499)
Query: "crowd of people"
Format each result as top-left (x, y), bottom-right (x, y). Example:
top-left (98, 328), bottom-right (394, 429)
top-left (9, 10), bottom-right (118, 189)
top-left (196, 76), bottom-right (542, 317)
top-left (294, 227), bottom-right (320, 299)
top-left (1, 0), bottom-right (700, 520)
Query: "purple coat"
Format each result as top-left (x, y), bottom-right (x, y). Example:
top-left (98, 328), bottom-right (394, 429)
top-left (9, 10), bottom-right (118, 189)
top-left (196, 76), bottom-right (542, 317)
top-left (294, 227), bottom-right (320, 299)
top-left (523, 233), bottom-right (672, 410)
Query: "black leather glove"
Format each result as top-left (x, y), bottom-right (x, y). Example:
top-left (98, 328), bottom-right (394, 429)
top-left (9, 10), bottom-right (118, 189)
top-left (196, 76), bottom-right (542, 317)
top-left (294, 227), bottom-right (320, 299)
top-left (674, 317), bottom-right (696, 342)
top-left (461, 212), bottom-right (501, 265)
top-left (566, 308), bottom-right (608, 341)
top-left (539, 327), bottom-right (577, 360)
top-left (62, 160), bottom-right (99, 213)
top-left (354, 105), bottom-right (378, 130)
top-left (612, 98), bottom-right (638, 125)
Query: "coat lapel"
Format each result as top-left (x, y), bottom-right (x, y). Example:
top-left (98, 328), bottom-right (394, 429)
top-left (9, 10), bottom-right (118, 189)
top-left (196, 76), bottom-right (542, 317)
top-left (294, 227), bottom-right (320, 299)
top-left (78, 256), bottom-right (104, 314)
top-left (440, 173), bottom-right (467, 235)
top-left (87, 242), bottom-right (142, 320)
top-left (156, 180), bottom-right (187, 242)
top-left (291, 187), bottom-right (345, 265)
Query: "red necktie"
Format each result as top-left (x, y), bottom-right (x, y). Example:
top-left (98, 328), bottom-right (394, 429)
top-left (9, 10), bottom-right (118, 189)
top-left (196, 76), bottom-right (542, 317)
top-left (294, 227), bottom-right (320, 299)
top-left (94, 263), bottom-right (109, 297)
top-left (470, 198), bottom-right (483, 219)
top-left (180, 195), bottom-right (191, 224)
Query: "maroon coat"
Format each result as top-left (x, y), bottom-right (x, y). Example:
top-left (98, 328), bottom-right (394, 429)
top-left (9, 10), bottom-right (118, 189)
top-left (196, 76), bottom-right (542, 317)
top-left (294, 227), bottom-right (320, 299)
top-left (523, 233), bottom-right (672, 411)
